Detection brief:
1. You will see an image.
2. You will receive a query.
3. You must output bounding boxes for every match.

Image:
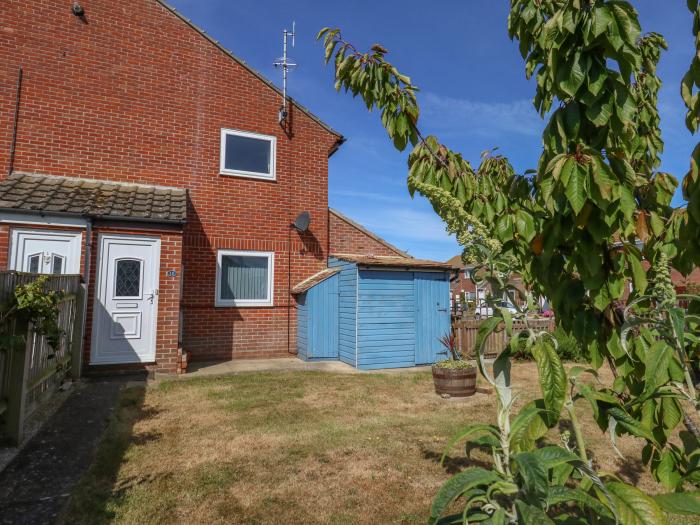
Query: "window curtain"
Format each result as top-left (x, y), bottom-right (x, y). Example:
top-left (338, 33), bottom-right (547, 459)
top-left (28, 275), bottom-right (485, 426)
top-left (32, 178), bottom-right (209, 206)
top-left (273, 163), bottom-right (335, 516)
top-left (221, 255), bottom-right (268, 300)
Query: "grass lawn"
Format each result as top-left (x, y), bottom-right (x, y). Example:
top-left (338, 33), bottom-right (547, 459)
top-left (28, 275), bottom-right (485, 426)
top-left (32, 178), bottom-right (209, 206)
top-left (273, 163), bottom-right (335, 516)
top-left (61, 362), bottom-right (700, 524)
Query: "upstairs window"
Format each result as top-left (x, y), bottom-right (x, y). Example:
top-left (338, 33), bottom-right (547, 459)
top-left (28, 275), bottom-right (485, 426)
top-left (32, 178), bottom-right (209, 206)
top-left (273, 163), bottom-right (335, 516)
top-left (220, 129), bottom-right (276, 180)
top-left (215, 250), bottom-right (274, 307)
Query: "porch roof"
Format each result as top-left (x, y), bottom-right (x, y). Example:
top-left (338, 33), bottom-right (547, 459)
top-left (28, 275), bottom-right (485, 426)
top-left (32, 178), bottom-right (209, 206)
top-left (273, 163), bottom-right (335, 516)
top-left (0, 173), bottom-right (187, 224)
top-left (291, 267), bottom-right (341, 294)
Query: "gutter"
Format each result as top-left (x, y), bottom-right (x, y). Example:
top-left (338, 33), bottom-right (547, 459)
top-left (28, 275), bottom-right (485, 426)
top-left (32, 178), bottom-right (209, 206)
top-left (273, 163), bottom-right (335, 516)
top-left (328, 136), bottom-right (346, 158)
top-left (0, 207), bottom-right (186, 226)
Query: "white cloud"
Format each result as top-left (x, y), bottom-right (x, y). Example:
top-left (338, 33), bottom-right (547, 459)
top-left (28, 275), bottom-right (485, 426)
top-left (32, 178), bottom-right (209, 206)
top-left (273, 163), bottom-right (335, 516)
top-left (421, 92), bottom-right (545, 138)
top-left (332, 189), bottom-right (405, 203)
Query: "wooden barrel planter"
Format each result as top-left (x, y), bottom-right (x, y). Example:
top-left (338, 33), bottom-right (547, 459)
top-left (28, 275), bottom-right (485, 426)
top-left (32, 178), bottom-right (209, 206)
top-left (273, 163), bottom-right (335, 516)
top-left (432, 366), bottom-right (477, 397)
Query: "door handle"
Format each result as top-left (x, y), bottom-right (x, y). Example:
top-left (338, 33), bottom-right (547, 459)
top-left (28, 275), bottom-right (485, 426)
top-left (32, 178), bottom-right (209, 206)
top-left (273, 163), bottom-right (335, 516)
top-left (145, 289), bottom-right (159, 304)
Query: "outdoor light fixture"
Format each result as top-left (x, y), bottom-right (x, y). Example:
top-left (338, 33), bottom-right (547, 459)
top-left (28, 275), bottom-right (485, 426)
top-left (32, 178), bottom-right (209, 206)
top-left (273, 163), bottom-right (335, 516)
top-left (72, 2), bottom-right (85, 17)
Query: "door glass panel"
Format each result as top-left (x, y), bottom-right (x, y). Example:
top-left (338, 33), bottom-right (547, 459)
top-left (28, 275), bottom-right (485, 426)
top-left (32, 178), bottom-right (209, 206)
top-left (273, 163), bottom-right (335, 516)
top-left (51, 254), bottom-right (65, 275)
top-left (115, 259), bottom-right (142, 297)
top-left (28, 254), bottom-right (41, 273)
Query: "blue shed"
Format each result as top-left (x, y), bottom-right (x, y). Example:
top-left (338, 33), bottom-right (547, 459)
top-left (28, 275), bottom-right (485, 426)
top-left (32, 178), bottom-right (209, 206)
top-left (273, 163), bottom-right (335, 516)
top-left (293, 255), bottom-right (454, 369)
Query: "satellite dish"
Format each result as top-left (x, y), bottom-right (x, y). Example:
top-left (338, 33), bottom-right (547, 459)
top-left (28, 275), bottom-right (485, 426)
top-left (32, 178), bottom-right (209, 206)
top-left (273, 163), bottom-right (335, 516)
top-left (292, 211), bottom-right (311, 232)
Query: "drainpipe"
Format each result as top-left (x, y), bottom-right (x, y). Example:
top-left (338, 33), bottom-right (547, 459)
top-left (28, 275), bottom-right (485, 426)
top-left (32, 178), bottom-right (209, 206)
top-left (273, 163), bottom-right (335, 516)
top-left (76, 217), bottom-right (93, 377)
top-left (7, 66), bottom-right (23, 177)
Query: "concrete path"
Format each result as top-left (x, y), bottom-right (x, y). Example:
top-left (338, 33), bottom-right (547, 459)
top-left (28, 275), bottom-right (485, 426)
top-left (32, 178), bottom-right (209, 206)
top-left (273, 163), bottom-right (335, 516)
top-left (184, 358), bottom-right (432, 378)
top-left (0, 377), bottom-right (141, 525)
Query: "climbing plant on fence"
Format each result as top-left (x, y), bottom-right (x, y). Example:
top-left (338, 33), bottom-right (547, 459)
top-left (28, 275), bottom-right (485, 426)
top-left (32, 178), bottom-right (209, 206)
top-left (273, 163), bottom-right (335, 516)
top-left (0, 275), bottom-right (64, 352)
top-left (318, 0), bottom-right (700, 522)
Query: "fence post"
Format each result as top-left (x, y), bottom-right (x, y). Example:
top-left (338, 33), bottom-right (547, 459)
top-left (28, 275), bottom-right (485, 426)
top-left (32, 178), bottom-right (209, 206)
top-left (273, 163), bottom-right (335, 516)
top-left (4, 320), bottom-right (31, 445)
top-left (456, 321), bottom-right (463, 357)
top-left (70, 285), bottom-right (86, 380)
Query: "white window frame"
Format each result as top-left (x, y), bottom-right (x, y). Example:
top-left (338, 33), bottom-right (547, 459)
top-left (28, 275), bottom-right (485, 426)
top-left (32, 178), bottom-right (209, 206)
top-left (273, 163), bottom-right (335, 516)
top-left (215, 250), bottom-right (274, 307)
top-left (219, 128), bottom-right (277, 181)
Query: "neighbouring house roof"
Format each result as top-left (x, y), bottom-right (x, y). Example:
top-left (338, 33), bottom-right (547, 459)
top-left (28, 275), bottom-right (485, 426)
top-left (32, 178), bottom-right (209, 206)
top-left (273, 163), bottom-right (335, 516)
top-left (156, 0), bottom-right (344, 152)
top-left (332, 253), bottom-right (458, 270)
top-left (0, 173), bottom-right (187, 224)
top-left (329, 208), bottom-right (411, 258)
top-left (446, 254), bottom-right (464, 267)
top-left (291, 267), bottom-right (341, 294)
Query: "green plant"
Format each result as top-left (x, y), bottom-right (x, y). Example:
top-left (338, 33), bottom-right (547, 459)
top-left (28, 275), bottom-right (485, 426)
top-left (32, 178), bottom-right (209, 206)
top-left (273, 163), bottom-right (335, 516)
top-left (615, 254), bottom-right (700, 490)
top-left (317, 0), bottom-right (700, 521)
top-left (435, 331), bottom-right (474, 369)
top-left (439, 331), bottom-right (461, 360)
top-left (434, 359), bottom-right (474, 370)
top-left (0, 276), bottom-right (64, 351)
top-left (553, 326), bottom-right (588, 363)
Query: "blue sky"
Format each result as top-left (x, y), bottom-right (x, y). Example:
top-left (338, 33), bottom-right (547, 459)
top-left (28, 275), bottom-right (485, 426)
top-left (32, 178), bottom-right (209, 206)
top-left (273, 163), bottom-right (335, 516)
top-left (168, 1), bottom-right (696, 261)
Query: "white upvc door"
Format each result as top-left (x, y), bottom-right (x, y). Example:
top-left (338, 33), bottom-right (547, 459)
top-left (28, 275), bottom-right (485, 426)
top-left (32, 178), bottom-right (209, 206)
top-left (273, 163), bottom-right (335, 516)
top-left (91, 235), bottom-right (160, 365)
top-left (10, 229), bottom-right (82, 274)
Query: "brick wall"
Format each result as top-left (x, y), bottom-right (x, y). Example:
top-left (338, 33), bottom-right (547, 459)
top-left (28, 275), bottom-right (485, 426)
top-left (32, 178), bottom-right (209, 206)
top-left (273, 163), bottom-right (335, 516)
top-left (671, 266), bottom-right (700, 291)
top-left (0, 0), bottom-right (341, 364)
top-left (0, 225), bottom-right (8, 270)
top-left (329, 209), bottom-right (407, 257)
top-left (450, 269), bottom-right (477, 298)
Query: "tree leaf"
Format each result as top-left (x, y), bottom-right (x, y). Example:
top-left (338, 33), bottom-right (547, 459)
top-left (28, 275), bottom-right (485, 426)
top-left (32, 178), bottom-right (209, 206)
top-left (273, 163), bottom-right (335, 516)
top-left (514, 452), bottom-right (549, 504)
top-left (510, 401), bottom-right (549, 452)
top-left (592, 5), bottom-right (613, 37)
top-left (652, 491), bottom-right (700, 515)
top-left (641, 341), bottom-right (670, 402)
top-left (627, 250), bottom-right (648, 293)
top-left (532, 445), bottom-right (580, 469)
top-left (428, 468), bottom-right (501, 525)
top-left (619, 186), bottom-right (636, 222)
top-left (653, 450), bottom-right (682, 491)
top-left (440, 424), bottom-right (500, 466)
top-left (586, 94), bottom-right (614, 126)
top-left (514, 500), bottom-right (556, 525)
top-left (606, 482), bottom-right (668, 525)
top-left (531, 339), bottom-right (566, 427)
top-left (515, 209), bottom-right (536, 242)
top-left (559, 51), bottom-right (586, 96)
top-left (607, 405), bottom-right (658, 443)
top-left (546, 486), bottom-right (614, 518)
top-left (566, 163), bottom-right (588, 214)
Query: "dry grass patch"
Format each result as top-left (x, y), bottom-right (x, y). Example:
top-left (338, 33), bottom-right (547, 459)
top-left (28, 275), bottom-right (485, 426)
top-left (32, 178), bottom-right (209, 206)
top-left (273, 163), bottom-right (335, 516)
top-left (61, 363), bottom-right (700, 525)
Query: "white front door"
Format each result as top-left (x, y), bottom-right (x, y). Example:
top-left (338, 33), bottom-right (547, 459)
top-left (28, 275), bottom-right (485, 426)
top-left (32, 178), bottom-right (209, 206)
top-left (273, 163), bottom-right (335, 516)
top-left (91, 235), bottom-right (160, 364)
top-left (10, 229), bottom-right (82, 274)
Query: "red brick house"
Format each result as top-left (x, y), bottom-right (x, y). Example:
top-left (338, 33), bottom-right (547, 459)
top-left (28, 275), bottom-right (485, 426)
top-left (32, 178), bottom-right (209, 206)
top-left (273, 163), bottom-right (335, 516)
top-left (446, 254), bottom-right (528, 311)
top-left (0, 0), bottom-right (362, 374)
top-left (329, 208), bottom-right (409, 258)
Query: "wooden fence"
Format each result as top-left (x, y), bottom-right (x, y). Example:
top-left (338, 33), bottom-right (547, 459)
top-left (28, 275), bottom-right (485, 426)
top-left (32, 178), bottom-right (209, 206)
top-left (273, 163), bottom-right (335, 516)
top-left (0, 272), bottom-right (85, 444)
top-left (453, 317), bottom-right (556, 359)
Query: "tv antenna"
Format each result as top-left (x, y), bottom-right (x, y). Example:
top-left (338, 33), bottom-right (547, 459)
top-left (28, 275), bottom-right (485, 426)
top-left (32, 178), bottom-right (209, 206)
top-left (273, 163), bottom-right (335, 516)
top-left (273, 22), bottom-right (297, 125)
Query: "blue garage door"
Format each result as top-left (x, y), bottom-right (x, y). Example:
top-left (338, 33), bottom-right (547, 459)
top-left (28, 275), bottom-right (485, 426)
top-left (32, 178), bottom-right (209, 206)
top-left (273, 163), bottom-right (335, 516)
top-left (415, 272), bottom-right (451, 365)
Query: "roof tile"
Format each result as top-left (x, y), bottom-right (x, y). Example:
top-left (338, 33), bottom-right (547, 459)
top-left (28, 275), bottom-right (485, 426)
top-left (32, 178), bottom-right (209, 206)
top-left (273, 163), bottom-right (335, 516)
top-left (0, 173), bottom-right (187, 223)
